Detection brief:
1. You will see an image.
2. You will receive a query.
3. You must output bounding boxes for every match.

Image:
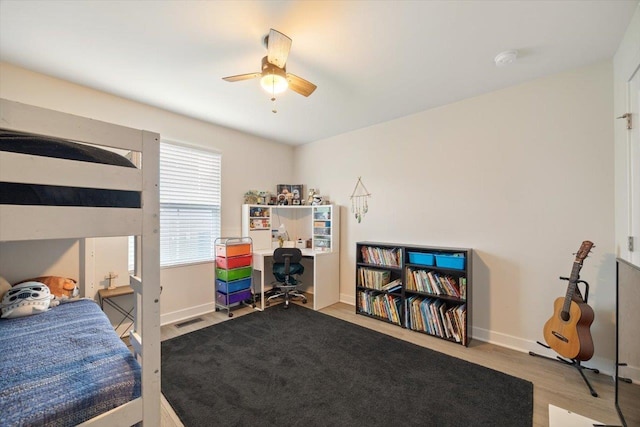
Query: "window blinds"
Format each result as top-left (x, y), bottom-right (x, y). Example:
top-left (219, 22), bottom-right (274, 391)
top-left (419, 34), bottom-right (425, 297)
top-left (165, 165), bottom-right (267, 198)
top-left (159, 142), bottom-right (221, 267)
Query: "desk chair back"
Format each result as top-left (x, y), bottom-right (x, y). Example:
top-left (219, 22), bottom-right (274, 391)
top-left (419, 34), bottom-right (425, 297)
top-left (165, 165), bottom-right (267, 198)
top-left (273, 248), bottom-right (303, 285)
top-left (268, 247), bottom-right (307, 308)
top-left (273, 247), bottom-right (302, 264)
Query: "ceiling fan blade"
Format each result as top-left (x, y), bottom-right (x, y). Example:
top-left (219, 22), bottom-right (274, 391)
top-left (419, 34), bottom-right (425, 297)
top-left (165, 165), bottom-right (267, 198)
top-left (222, 72), bottom-right (260, 82)
top-left (266, 29), bottom-right (292, 68)
top-left (286, 73), bottom-right (317, 97)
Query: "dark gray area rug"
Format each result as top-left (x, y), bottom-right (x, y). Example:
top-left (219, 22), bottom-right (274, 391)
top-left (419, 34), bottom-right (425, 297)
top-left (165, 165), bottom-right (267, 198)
top-left (161, 304), bottom-right (533, 427)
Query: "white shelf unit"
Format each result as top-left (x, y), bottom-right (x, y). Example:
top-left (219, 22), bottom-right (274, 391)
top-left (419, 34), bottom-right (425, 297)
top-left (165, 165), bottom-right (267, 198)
top-left (241, 204), bottom-right (340, 253)
top-left (312, 206), bottom-right (333, 251)
top-left (241, 204), bottom-right (341, 311)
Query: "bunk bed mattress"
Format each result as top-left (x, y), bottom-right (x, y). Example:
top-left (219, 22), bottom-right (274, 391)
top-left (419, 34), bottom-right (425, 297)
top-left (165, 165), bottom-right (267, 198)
top-left (0, 129), bottom-right (141, 208)
top-left (0, 299), bottom-right (141, 426)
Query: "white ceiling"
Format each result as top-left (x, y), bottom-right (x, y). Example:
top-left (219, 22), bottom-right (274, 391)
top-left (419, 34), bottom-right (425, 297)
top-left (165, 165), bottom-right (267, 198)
top-left (0, 1), bottom-right (637, 146)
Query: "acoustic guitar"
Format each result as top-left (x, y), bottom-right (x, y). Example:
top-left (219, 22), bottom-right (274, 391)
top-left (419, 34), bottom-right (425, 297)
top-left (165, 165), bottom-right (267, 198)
top-left (543, 240), bottom-right (595, 361)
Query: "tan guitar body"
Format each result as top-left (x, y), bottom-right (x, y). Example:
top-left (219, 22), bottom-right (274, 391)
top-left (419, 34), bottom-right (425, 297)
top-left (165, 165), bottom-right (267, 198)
top-left (543, 297), bottom-right (595, 361)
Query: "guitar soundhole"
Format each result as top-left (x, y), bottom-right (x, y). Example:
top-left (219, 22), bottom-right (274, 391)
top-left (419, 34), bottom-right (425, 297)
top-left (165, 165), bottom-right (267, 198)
top-left (560, 311), bottom-right (570, 322)
top-left (552, 331), bottom-right (569, 343)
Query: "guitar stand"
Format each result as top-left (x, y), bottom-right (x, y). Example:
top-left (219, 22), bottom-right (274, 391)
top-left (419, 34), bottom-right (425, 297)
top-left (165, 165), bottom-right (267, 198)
top-left (529, 278), bottom-right (600, 397)
top-left (529, 342), bottom-right (600, 397)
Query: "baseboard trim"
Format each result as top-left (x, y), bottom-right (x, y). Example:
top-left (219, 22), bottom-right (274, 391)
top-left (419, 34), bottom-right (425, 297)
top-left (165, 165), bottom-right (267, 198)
top-left (161, 302), bottom-right (216, 326)
top-left (338, 299), bottom-right (615, 376)
top-left (340, 293), bottom-right (355, 306)
top-left (472, 326), bottom-right (614, 376)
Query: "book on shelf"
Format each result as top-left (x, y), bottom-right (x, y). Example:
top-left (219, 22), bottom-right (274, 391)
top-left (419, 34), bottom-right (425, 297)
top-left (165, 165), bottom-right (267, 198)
top-left (403, 296), bottom-right (466, 343)
top-left (358, 267), bottom-right (391, 290)
top-left (405, 267), bottom-right (464, 299)
top-left (381, 278), bottom-right (402, 292)
top-left (357, 290), bottom-right (401, 325)
top-left (360, 246), bottom-right (402, 267)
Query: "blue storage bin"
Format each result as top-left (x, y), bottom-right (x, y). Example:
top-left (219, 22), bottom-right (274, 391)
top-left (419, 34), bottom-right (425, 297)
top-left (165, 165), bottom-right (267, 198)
top-left (217, 277), bottom-right (252, 293)
top-left (408, 252), bottom-right (435, 266)
top-left (435, 254), bottom-right (465, 270)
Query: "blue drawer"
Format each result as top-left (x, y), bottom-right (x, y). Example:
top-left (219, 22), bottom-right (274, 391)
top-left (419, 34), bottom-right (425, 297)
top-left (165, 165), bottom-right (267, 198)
top-left (216, 277), bottom-right (251, 293)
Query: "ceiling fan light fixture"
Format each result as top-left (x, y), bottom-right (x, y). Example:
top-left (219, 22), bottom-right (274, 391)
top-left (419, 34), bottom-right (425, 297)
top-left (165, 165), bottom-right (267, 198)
top-left (222, 30), bottom-right (316, 100)
top-left (260, 72), bottom-right (288, 94)
top-left (260, 56), bottom-right (288, 94)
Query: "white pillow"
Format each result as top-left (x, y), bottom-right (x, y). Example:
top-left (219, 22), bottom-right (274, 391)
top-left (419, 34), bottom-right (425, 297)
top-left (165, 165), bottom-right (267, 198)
top-left (1, 282), bottom-right (52, 319)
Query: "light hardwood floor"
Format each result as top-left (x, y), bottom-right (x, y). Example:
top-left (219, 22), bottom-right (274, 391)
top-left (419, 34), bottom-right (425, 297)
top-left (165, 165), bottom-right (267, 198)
top-left (159, 302), bottom-right (623, 427)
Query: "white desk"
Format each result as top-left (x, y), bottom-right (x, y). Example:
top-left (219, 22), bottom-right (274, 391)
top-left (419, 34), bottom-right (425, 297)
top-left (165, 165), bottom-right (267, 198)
top-left (252, 248), bottom-right (340, 311)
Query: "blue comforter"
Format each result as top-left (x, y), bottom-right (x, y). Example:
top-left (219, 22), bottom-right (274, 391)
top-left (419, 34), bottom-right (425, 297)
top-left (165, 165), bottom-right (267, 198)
top-left (0, 299), bottom-right (141, 426)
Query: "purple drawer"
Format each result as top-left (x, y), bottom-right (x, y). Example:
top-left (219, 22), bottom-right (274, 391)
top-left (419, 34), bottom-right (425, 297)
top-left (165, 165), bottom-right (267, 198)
top-left (216, 289), bottom-right (252, 306)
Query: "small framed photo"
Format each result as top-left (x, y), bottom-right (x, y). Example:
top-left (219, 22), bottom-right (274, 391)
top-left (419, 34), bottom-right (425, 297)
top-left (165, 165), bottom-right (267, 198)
top-left (277, 184), bottom-right (291, 205)
top-left (291, 184), bottom-right (303, 205)
top-left (277, 184), bottom-right (291, 196)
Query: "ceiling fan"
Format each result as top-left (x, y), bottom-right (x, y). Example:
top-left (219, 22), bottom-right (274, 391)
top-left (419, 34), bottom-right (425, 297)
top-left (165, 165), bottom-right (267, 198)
top-left (222, 29), bottom-right (317, 98)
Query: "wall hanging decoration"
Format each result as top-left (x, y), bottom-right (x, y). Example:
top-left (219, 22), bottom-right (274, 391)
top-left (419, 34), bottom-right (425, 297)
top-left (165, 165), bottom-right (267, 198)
top-left (350, 177), bottom-right (371, 223)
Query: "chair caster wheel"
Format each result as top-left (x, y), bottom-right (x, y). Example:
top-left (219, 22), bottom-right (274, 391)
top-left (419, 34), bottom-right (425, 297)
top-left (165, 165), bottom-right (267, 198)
top-left (265, 301), bottom-right (270, 307)
top-left (302, 299), bottom-right (307, 304)
top-left (228, 312), bottom-right (233, 318)
top-left (284, 302), bottom-right (290, 309)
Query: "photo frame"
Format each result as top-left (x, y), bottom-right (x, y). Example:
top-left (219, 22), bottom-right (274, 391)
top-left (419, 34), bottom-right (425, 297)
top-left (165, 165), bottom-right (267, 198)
top-left (276, 184), bottom-right (303, 205)
top-left (276, 184), bottom-right (291, 205)
top-left (291, 184), bottom-right (303, 205)
top-left (276, 184), bottom-right (291, 196)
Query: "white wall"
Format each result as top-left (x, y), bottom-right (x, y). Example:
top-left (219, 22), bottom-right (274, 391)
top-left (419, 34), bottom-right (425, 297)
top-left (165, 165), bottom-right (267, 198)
top-left (0, 62), bottom-right (295, 324)
top-left (0, 59), bottom-right (619, 372)
top-left (0, 239), bottom-right (80, 284)
top-left (294, 61), bottom-right (616, 371)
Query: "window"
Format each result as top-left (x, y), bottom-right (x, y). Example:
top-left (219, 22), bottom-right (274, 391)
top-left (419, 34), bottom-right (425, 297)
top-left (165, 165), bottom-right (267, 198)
top-left (128, 236), bottom-right (135, 273)
top-left (159, 142), bottom-right (221, 267)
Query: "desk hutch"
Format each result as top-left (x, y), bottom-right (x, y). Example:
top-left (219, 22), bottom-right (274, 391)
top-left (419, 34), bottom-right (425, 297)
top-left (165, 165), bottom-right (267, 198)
top-left (241, 204), bottom-right (340, 311)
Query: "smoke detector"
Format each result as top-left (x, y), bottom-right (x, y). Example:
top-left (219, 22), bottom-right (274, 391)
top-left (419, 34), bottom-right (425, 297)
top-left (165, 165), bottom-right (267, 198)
top-left (494, 50), bottom-right (518, 67)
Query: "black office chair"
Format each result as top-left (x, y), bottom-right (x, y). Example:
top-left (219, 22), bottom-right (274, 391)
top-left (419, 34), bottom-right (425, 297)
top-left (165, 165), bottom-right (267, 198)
top-left (265, 247), bottom-right (307, 309)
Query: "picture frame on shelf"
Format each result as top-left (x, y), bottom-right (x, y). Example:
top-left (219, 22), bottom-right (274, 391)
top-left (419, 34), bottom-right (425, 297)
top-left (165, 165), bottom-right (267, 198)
top-left (276, 184), bottom-right (304, 205)
top-left (277, 184), bottom-right (291, 195)
top-left (277, 184), bottom-right (291, 205)
top-left (291, 184), bottom-right (303, 205)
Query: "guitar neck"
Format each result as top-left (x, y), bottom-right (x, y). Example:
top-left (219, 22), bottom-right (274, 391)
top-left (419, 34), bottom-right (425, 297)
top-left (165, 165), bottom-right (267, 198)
top-left (568, 261), bottom-right (582, 285)
top-left (562, 261), bottom-right (584, 312)
top-left (559, 240), bottom-right (593, 317)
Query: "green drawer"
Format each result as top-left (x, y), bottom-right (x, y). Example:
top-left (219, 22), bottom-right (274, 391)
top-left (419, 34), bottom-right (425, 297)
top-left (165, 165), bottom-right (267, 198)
top-left (216, 266), bottom-right (252, 282)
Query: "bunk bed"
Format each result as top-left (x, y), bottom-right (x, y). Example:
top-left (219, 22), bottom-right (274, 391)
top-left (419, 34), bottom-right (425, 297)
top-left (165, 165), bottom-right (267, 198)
top-left (0, 98), bottom-right (161, 426)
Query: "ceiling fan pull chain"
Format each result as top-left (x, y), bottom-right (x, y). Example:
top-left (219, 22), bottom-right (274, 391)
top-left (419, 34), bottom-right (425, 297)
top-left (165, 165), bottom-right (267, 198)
top-left (270, 77), bottom-right (278, 113)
